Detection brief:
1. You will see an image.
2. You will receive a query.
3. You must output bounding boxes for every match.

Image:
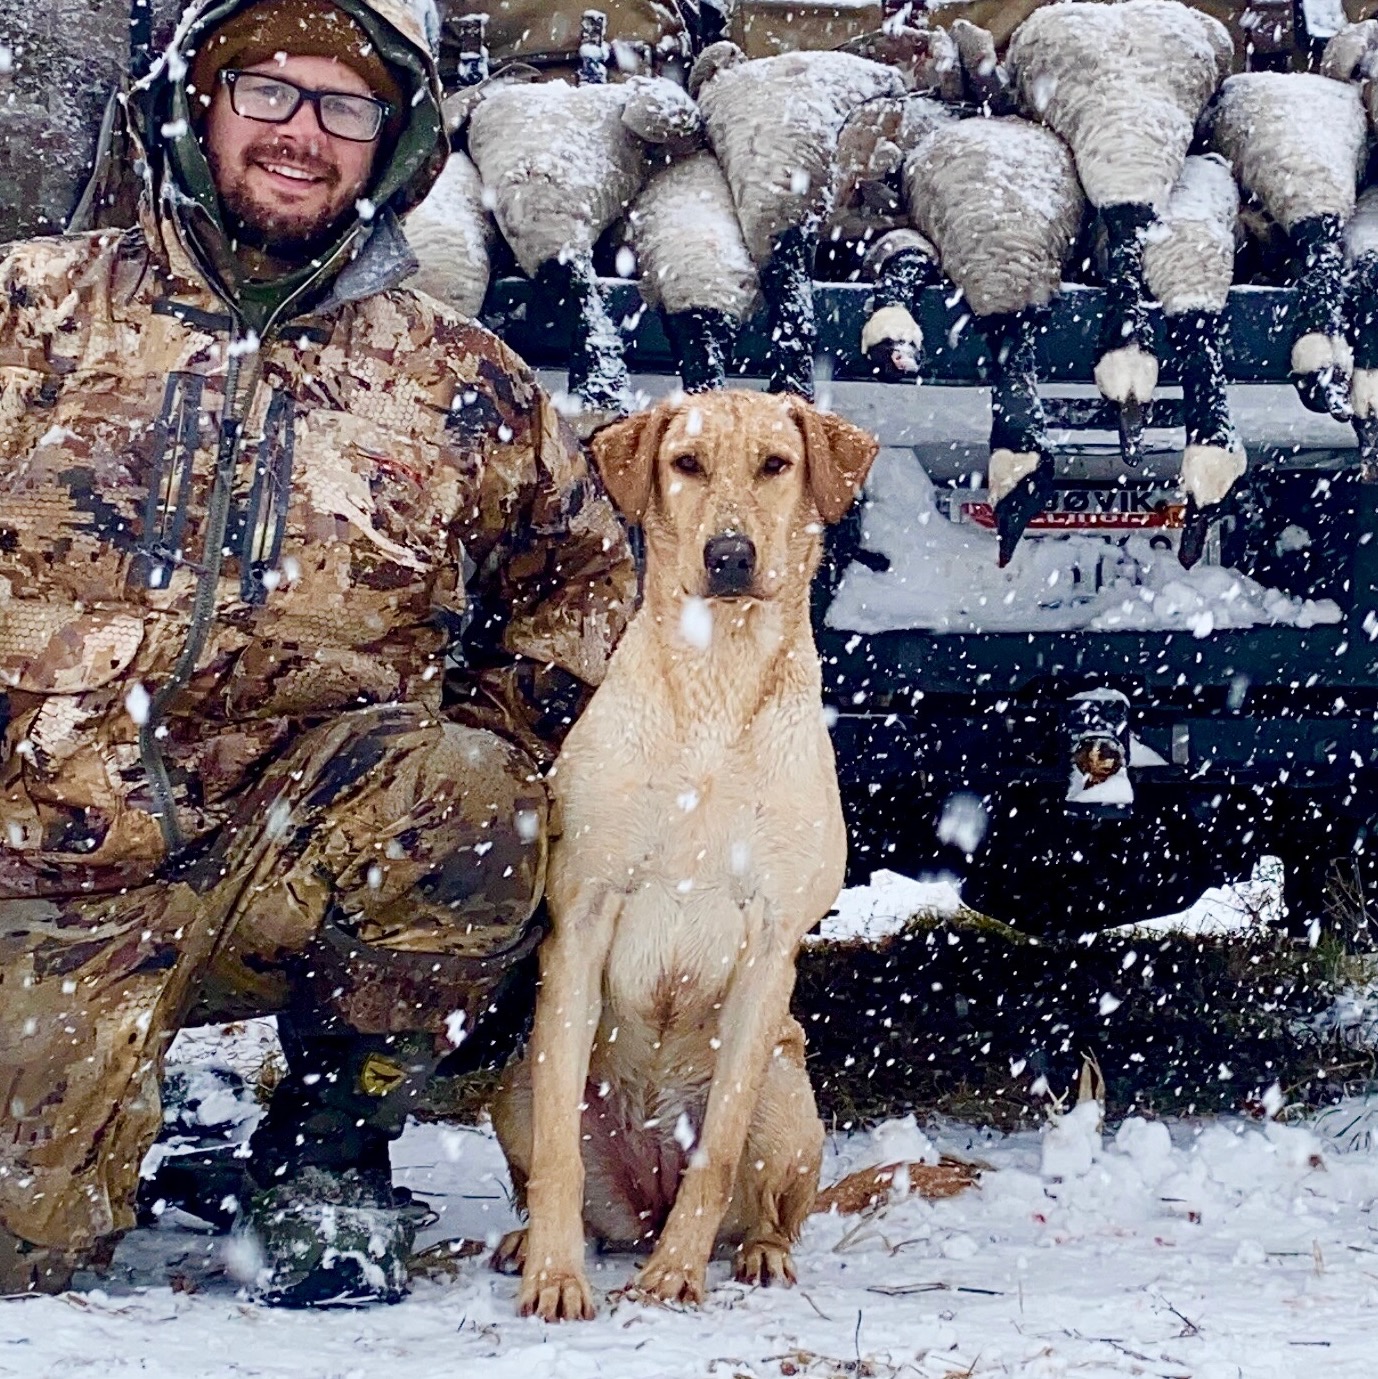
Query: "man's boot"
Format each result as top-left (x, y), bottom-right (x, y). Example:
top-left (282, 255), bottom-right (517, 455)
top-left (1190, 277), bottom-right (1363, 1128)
top-left (0, 1228), bottom-right (80, 1296)
top-left (233, 1017), bottom-right (442, 1307)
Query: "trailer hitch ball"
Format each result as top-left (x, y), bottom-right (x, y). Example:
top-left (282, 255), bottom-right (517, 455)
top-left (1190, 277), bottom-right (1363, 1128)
top-left (1065, 689), bottom-right (1133, 814)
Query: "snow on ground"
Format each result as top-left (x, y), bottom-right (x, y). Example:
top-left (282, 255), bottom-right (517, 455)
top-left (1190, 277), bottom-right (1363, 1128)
top-left (813, 868), bottom-right (964, 944)
top-left (6, 872), bottom-right (1375, 1375)
top-left (6, 1090), bottom-right (1378, 1378)
top-left (827, 449), bottom-right (1341, 636)
top-left (816, 855), bottom-right (1288, 948)
top-left (1107, 855), bottom-right (1288, 941)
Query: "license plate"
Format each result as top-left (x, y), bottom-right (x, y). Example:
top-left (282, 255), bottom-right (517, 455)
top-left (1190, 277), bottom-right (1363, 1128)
top-left (940, 480), bottom-right (1220, 568)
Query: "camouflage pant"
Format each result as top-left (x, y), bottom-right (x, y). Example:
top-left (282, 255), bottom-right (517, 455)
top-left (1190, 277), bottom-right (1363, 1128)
top-left (0, 703), bottom-right (547, 1291)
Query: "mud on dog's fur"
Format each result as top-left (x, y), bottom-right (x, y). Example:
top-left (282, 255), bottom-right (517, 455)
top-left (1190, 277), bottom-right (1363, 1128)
top-left (490, 390), bottom-right (878, 1321)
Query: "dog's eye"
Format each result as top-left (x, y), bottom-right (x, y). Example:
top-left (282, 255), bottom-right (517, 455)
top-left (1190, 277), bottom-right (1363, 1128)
top-left (671, 453), bottom-right (704, 476)
top-left (759, 455), bottom-right (793, 477)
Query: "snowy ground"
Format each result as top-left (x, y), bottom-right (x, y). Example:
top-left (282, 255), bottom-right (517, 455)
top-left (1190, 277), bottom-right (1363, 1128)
top-left (6, 1092), bottom-right (1378, 1378)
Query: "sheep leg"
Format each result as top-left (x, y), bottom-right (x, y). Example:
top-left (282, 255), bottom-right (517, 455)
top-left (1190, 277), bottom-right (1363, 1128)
top-left (1290, 213), bottom-right (1352, 421)
top-left (986, 309), bottom-right (1053, 568)
top-left (1169, 310), bottom-right (1246, 570)
top-left (579, 10), bottom-right (609, 85)
top-left (1094, 203), bottom-right (1159, 468)
top-left (454, 13), bottom-right (489, 86)
top-left (1349, 250), bottom-right (1378, 474)
top-left (759, 223), bottom-right (818, 400)
top-left (861, 230), bottom-right (941, 381)
top-left (664, 307), bottom-right (739, 392)
top-left (538, 253), bottom-right (632, 429)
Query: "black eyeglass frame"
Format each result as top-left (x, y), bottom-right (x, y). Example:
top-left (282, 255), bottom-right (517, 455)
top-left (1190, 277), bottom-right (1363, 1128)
top-left (219, 69), bottom-right (393, 143)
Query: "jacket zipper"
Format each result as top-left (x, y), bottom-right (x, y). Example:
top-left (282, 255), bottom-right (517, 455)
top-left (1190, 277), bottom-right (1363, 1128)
top-left (137, 220), bottom-right (362, 859)
top-left (139, 338), bottom-right (265, 857)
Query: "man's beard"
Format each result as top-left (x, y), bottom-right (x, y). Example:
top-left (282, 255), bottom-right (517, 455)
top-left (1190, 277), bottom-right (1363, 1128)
top-left (210, 138), bottom-right (360, 262)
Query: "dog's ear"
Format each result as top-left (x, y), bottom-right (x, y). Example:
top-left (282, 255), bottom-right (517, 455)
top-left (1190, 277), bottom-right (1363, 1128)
top-left (792, 399), bottom-right (880, 525)
top-left (589, 403), bottom-right (673, 523)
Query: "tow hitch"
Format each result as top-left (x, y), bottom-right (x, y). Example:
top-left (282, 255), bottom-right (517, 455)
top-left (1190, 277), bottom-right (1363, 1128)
top-left (1065, 689), bottom-right (1133, 816)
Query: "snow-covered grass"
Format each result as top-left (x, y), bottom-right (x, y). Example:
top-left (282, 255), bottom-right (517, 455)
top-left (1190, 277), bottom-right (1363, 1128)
top-left (816, 855), bottom-right (1288, 948)
top-left (1108, 855), bottom-right (1288, 941)
top-left (813, 868), bottom-right (964, 944)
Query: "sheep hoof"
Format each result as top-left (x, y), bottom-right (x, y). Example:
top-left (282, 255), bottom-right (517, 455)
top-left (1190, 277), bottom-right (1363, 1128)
top-left (1294, 367), bottom-right (1352, 422)
top-left (1117, 398), bottom-right (1146, 468)
top-left (865, 336), bottom-right (922, 382)
top-left (1181, 443), bottom-right (1247, 512)
top-left (994, 452), bottom-right (1054, 567)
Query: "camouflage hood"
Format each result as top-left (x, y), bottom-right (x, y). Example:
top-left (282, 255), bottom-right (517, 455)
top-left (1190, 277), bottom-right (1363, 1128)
top-left (130, 0), bottom-right (448, 331)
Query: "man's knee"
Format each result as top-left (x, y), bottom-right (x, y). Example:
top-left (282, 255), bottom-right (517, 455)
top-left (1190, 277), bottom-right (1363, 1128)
top-left (200, 712), bottom-right (550, 1026)
top-left (310, 722), bottom-right (550, 1034)
top-left (338, 719), bottom-right (549, 946)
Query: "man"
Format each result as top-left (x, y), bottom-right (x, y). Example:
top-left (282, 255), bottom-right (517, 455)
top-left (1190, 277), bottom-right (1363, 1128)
top-left (0, 0), bottom-right (635, 1306)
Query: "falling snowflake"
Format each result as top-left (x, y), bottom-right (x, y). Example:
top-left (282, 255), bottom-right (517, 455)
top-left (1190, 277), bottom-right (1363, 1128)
top-left (680, 597), bottom-right (712, 650)
top-left (125, 683), bottom-right (152, 726)
top-left (673, 1112), bottom-right (696, 1151)
top-left (937, 792), bottom-right (988, 854)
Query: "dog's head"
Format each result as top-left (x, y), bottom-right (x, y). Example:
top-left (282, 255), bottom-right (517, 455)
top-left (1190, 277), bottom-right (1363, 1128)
top-left (590, 391), bottom-right (878, 602)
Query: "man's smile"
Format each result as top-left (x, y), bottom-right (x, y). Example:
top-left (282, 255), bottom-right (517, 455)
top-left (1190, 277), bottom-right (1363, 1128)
top-left (259, 161), bottom-right (323, 183)
top-left (245, 150), bottom-right (339, 197)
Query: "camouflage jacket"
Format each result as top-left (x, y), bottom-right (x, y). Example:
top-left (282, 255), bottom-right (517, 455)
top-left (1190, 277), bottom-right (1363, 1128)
top-left (0, 203), bottom-right (636, 901)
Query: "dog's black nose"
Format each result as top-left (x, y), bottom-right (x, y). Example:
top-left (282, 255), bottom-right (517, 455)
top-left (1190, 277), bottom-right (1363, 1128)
top-left (703, 532), bottom-right (756, 596)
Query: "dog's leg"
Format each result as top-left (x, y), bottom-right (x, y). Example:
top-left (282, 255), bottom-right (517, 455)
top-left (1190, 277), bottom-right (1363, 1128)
top-left (635, 896), bottom-right (800, 1305)
top-left (517, 887), bottom-right (620, 1321)
top-left (725, 1016), bottom-right (823, 1287)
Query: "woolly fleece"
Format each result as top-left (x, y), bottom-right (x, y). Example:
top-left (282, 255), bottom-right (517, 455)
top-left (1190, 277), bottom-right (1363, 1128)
top-left (1143, 154), bottom-right (1239, 316)
top-left (902, 115), bottom-right (1083, 319)
top-left (1008, 0), bottom-right (1230, 210)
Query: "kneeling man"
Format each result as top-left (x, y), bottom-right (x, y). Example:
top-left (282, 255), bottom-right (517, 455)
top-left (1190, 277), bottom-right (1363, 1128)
top-left (0, 0), bottom-right (633, 1306)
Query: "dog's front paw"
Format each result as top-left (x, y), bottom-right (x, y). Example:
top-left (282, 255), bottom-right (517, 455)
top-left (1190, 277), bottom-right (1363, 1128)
top-left (634, 1251), bottom-right (707, 1307)
top-left (518, 1260), bottom-right (597, 1322)
top-left (735, 1238), bottom-right (798, 1288)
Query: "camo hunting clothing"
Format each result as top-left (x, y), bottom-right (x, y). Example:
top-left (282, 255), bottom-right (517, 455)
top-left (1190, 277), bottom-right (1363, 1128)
top-left (1, 704), bottom-right (548, 1279)
top-left (0, 201), bottom-right (635, 1285)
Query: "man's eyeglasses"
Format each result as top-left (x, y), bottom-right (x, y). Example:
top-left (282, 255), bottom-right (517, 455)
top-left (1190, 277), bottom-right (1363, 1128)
top-left (221, 70), bottom-right (392, 143)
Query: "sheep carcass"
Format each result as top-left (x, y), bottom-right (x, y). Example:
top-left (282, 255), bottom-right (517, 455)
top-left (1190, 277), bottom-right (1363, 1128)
top-left (1141, 154), bottom-right (1244, 568)
top-left (1322, 22), bottom-right (1378, 457)
top-left (1207, 69), bottom-right (1366, 421)
top-left (1008, 0), bottom-right (1232, 461)
top-left (464, 74), bottom-right (702, 431)
top-left (690, 41), bottom-right (906, 399)
top-left (404, 148), bottom-right (497, 320)
top-left (830, 94), bottom-right (955, 379)
top-left (865, 115), bottom-right (1084, 564)
top-left (624, 151), bottom-right (758, 392)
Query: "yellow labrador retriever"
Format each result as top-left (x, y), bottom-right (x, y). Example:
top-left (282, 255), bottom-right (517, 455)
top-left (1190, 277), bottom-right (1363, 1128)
top-left (490, 390), bottom-right (878, 1320)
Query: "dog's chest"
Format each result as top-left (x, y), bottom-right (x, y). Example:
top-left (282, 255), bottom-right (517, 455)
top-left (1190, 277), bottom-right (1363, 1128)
top-left (602, 778), bottom-right (760, 1013)
top-left (556, 662), bottom-right (845, 1030)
